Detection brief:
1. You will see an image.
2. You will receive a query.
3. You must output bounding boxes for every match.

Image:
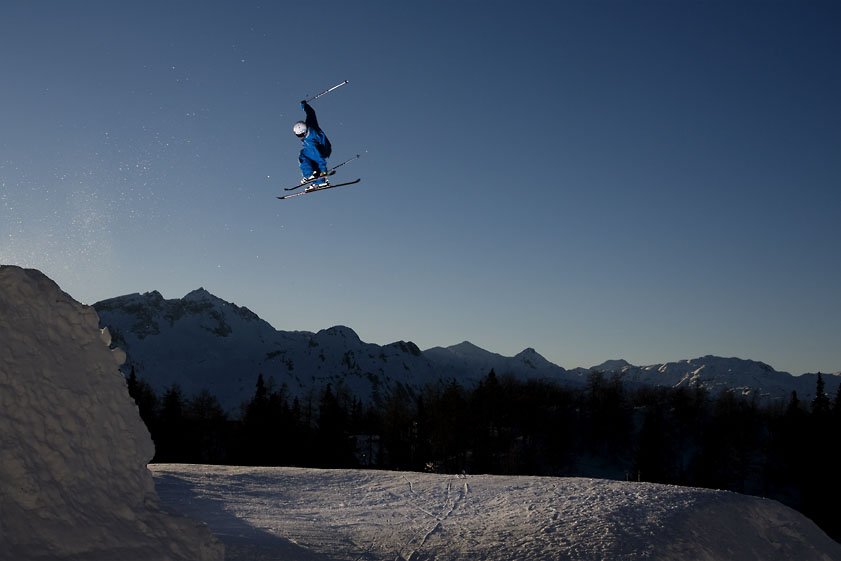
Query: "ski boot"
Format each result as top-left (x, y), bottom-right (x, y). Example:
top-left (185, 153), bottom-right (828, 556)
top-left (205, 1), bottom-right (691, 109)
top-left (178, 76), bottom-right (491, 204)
top-left (305, 171), bottom-right (330, 192)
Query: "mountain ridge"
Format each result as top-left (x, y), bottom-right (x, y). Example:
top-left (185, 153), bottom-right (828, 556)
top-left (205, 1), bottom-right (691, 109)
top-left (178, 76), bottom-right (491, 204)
top-left (93, 289), bottom-right (841, 412)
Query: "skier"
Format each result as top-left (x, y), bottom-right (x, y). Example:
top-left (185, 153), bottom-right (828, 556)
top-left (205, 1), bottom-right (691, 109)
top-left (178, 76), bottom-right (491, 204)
top-left (293, 100), bottom-right (332, 189)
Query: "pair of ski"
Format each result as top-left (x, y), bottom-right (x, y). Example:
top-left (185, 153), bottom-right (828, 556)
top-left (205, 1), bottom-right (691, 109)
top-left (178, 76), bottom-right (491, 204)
top-left (277, 155), bottom-right (361, 200)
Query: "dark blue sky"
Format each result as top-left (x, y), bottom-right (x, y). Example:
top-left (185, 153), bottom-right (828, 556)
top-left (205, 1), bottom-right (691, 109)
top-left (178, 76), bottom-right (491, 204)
top-left (2, 1), bottom-right (839, 373)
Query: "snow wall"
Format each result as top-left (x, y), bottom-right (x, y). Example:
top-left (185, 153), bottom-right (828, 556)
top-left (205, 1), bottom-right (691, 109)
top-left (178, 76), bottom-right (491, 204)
top-left (0, 266), bottom-right (223, 561)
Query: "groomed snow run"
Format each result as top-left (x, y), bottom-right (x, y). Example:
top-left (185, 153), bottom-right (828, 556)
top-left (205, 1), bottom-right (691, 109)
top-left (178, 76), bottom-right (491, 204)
top-left (151, 464), bottom-right (841, 561)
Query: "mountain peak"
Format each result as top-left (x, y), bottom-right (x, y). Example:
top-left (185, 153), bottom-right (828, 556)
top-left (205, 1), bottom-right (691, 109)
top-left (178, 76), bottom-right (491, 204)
top-left (96, 289), bottom-right (162, 306)
top-left (145, 290), bottom-right (164, 302)
top-left (184, 287), bottom-right (214, 302)
top-left (591, 359), bottom-right (633, 372)
top-left (448, 341), bottom-right (491, 356)
top-left (452, 340), bottom-right (478, 349)
top-left (316, 325), bottom-right (362, 345)
top-left (514, 347), bottom-right (553, 370)
top-left (515, 347), bottom-right (546, 361)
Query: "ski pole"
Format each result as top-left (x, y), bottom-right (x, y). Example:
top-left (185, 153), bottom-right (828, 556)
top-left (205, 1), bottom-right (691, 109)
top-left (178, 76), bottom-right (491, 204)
top-left (330, 154), bottom-right (360, 172)
top-left (304, 80), bottom-right (349, 103)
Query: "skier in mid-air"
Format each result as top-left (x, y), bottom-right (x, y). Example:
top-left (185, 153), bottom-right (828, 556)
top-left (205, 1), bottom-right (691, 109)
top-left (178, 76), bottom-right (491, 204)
top-left (293, 100), bottom-right (332, 189)
top-left (276, 80), bottom-right (361, 200)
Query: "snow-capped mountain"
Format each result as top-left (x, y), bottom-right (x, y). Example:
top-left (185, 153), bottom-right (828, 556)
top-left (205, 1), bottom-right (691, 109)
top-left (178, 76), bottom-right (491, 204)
top-left (94, 289), bottom-right (840, 412)
top-left (95, 289), bottom-right (446, 411)
top-left (424, 341), bottom-right (568, 382)
top-left (581, 355), bottom-right (840, 404)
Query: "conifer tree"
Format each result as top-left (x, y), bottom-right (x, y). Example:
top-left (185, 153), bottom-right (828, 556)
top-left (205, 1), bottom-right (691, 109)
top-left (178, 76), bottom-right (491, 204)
top-left (812, 373), bottom-right (831, 416)
top-left (786, 391), bottom-right (802, 417)
top-left (125, 366), bottom-right (158, 426)
top-left (241, 374), bottom-right (273, 465)
top-left (253, 373), bottom-right (269, 407)
top-left (155, 384), bottom-right (187, 462)
top-left (315, 384), bottom-right (354, 467)
top-left (160, 384), bottom-right (185, 424)
top-left (186, 390), bottom-right (228, 463)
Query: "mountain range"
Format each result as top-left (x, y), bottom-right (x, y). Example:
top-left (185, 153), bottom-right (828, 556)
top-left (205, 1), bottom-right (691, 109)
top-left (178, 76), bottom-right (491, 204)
top-left (93, 288), bottom-right (840, 413)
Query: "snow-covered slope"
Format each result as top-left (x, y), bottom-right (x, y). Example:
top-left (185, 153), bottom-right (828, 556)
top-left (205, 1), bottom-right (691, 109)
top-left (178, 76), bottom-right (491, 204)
top-left (425, 341), bottom-right (569, 383)
top-left (586, 355), bottom-right (840, 403)
top-left (95, 290), bottom-right (444, 410)
top-left (0, 266), bottom-right (222, 561)
top-left (94, 288), bottom-right (840, 412)
top-left (151, 464), bottom-right (841, 561)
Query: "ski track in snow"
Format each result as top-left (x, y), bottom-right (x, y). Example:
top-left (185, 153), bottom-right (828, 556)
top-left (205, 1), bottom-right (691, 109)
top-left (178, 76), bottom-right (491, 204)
top-left (150, 464), bottom-right (841, 561)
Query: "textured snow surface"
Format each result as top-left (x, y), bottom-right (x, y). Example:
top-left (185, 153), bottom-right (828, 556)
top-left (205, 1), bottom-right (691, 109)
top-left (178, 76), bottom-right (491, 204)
top-left (0, 265), bottom-right (223, 561)
top-left (151, 464), bottom-right (841, 561)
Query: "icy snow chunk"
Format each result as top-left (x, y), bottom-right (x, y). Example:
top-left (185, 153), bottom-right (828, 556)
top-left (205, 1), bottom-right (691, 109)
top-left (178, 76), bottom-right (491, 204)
top-left (0, 265), bottom-right (223, 561)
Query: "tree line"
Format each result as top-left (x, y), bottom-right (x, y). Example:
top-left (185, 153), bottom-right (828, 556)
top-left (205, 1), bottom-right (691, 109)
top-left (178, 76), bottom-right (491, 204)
top-left (127, 367), bottom-right (841, 542)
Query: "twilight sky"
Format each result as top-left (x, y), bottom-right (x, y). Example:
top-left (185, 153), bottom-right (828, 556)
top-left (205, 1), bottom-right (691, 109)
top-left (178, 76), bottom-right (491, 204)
top-left (1, 1), bottom-right (839, 374)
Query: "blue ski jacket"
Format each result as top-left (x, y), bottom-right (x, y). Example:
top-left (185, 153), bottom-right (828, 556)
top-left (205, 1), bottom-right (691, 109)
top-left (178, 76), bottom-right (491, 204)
top-left (298, 101), bottom-right (332, 177)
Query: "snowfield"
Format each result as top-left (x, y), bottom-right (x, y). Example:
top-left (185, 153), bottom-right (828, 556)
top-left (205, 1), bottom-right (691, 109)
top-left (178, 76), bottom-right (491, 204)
top-left (151, 464), bottom-right (841, 561)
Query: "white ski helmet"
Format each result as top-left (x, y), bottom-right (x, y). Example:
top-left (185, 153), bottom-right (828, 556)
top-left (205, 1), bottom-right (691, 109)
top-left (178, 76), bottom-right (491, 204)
top-left (293, 121), bottom-right (308, 137)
